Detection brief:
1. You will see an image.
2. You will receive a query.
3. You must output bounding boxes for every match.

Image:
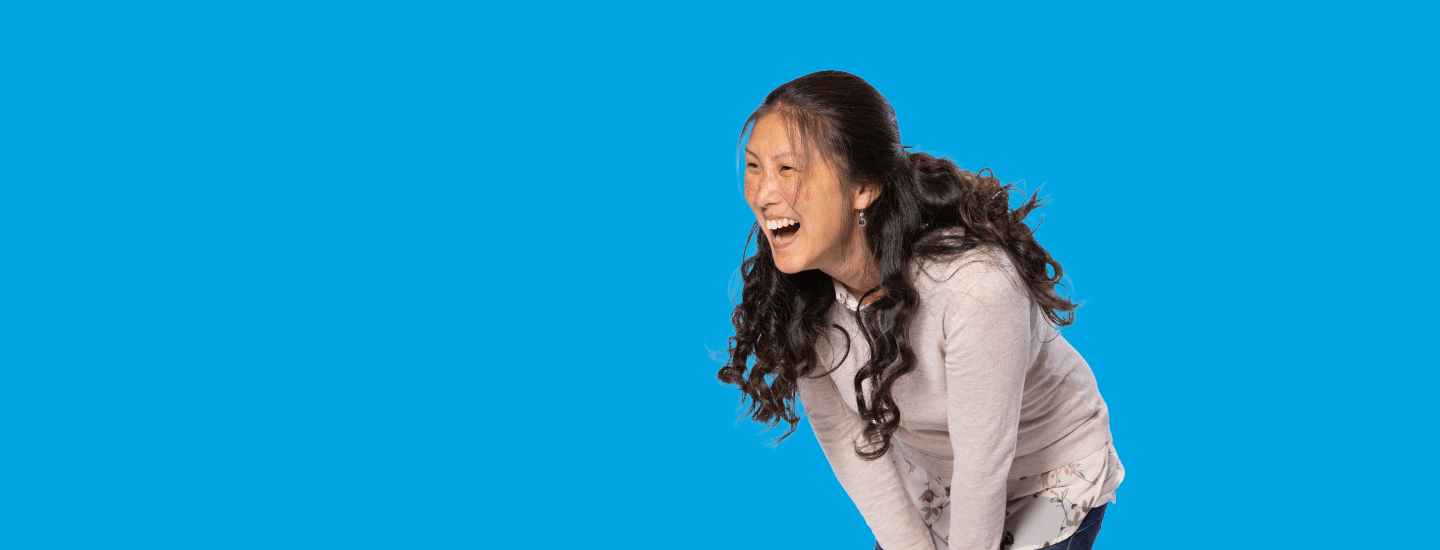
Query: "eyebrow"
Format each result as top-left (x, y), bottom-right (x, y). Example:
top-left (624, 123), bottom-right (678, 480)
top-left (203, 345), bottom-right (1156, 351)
top-left (744, 148), bottom-right (796, 162)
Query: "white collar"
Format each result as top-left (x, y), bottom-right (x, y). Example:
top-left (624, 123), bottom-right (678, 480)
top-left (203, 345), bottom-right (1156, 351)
top-left (832, 276), bottom-right (868, 311)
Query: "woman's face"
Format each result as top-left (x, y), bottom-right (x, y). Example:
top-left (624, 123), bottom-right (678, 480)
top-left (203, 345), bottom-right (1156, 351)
top-left (743, 113), bottom-right (859, 275)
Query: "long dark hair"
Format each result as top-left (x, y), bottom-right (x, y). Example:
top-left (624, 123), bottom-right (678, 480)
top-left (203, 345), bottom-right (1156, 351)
top-left (716, 70), bottom-right (1079, 460)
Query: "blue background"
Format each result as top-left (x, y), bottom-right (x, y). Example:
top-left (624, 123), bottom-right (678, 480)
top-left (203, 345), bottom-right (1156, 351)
top-left (3, 2), bottom-right (1435, 548)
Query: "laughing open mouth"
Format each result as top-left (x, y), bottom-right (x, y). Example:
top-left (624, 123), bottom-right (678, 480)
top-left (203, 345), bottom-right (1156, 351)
top-left (774, 221), bottom-right (800, 242)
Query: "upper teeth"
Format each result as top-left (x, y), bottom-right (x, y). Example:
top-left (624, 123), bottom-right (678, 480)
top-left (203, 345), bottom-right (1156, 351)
top-left (767, 218), bottom-right (798, 230)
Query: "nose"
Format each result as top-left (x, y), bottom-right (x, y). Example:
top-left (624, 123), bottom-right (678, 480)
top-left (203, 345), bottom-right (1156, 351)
top-left (746, 169), bottom-right (790, 211)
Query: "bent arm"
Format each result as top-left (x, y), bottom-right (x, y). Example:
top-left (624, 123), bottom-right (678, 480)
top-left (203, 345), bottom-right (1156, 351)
top-left (943, 264), bottom-right (1036, 550)
top-left (797, 372), bottom-right (936, 550)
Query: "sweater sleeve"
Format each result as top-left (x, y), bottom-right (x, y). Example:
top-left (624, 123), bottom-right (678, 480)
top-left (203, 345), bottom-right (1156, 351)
top-left (942, 260), bottom-right (1035, 550)
top-left (796, 371), bottom-right (937, 550)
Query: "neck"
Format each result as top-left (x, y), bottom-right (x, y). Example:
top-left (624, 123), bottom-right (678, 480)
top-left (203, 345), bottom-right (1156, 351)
top-left (827, 231), bottom-right (883, 307)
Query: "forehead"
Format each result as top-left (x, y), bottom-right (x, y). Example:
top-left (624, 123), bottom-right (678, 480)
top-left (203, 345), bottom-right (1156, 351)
top-left (746, 113), bottom-right (801, 159)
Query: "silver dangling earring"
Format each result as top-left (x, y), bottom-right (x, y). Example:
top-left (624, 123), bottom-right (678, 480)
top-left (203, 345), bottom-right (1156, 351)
top-left (858, 211), bottom-right (867, 227)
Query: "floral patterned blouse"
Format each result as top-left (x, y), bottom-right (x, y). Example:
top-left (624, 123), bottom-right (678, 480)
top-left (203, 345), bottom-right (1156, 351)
top-left (836, 278), bottom-right (1126, 550)
top-left (888, 439), bottom-right (1124, 550)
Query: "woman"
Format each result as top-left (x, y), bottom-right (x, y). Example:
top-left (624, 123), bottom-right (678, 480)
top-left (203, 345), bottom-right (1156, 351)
top-left (717, 71), bottom-right (1124, 550)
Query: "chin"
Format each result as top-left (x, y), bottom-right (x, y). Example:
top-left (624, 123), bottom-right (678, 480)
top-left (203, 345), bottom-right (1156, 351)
top-left (769, 233), bottom-right (808, 273)
top-left (772, 255), bottom-right (805, 274)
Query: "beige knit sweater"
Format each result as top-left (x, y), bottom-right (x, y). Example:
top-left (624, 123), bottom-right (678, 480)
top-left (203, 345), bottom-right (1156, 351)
top-left (795, 230), bottom-right (1114, 550)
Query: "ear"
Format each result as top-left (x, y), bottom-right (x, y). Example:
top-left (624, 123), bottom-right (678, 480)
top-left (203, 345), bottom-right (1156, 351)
top-left (851, 178), bottom-right (882, 210)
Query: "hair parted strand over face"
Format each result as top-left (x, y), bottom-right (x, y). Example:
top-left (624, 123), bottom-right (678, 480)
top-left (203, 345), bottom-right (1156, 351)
top-left (716, 70), bottom-right (1079, 460)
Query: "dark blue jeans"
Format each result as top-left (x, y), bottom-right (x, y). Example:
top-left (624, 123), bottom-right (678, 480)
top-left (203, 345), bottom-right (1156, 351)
top-left (875, 502), bottom-right (1108, 550)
